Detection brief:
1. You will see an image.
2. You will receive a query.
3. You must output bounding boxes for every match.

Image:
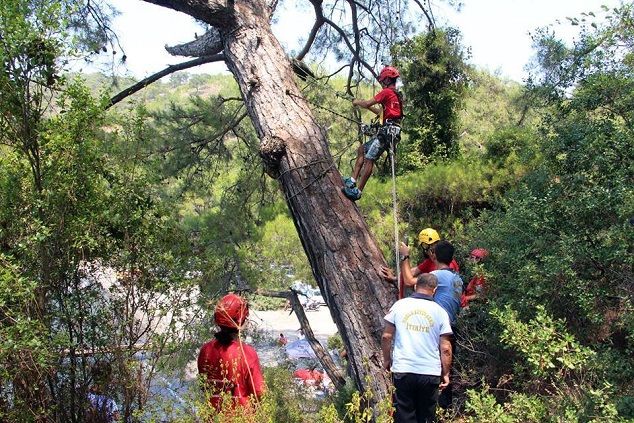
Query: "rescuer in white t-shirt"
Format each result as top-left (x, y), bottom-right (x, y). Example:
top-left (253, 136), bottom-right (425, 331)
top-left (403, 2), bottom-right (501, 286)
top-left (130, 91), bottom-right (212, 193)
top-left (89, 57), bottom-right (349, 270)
top-left (381, 273), bottom-right (453, 423)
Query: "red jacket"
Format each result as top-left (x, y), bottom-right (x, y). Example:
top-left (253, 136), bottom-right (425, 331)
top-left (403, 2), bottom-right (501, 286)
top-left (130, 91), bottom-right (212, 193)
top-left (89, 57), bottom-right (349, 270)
top-left (293, 369), bottom-right (324, 385)
top-left (374, 88), bottom-right (402, 123)
top-left (416, 258), bottom-right (460, 274)
top-left (198, 339), bottom-right (265, 410)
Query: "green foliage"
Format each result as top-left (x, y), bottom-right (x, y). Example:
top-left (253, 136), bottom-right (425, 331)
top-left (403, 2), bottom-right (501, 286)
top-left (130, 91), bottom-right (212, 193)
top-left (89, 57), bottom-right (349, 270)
top-left (502, 392), bottom-right (549, 423)
top-left (1, 5), bottom-right (200, 415)
top-left (529, 5), bottom-right (634, 96)
top-left (255, 214), bottom-right (313, 288)
top-left (1, 1), bottom-right (67, 98)
top-left (261, 367), bottom-right (309, 423)
top-left (393, 28), bottom-right (470, 161)
top-left (0, 256), bottom-right (51, 421)
top-left (459, 6), bottom-right (634, 423)
top-left (249, 294), bottom-right (285, 311)
top-left (493, 305), bottom-right (595, 380)
top-left (161, 367), bottom-right (319, 423)
top-left (322, 378), bottom-right (393, 423)
top-left (483, 125), bottom-right (539, 168)
top-left (328, 378), bottom-right (358, 421)
top-left (319, 403), bottom-right (342, 423)
top-left (465, 385), bottom-right (515, 423)
top-left (617, 396), bottom-right (634, 420)
top-left (465, 383), bottom-right (627, 423)
top-left (465, 386), bottom-right (553, 423)
top-left (458, 70), bottom-right (532, 153)
top-left (2, 1), bottom-right (631, 421)
top-left (327, 334), bottom-right (344, 351)
top-left (104, 81), bottom-right (287, 297)
top-left (360, 157), bottom-right (501, 263)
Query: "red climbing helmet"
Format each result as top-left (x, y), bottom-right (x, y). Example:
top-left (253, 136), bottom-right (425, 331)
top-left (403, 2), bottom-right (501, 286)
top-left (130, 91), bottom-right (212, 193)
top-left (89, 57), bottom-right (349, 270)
top-left (378, 66), bottom-right (400, 83)
top-left (214, 293), bottom-right (249, 329)
top-left (470, 248), bottom-right (489, 261)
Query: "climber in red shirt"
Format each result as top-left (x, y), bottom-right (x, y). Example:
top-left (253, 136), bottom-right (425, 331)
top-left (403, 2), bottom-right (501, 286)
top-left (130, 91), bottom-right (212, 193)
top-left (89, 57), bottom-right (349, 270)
top-left (198, 293), bottom-right (265, 413)
top-left (343, 66), bottom-right (403, 201)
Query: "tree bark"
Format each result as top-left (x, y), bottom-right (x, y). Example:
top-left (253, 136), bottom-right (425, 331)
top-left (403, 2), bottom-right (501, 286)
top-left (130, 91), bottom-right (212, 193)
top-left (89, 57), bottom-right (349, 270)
top-left (141, 0), bottom-right (398, 401)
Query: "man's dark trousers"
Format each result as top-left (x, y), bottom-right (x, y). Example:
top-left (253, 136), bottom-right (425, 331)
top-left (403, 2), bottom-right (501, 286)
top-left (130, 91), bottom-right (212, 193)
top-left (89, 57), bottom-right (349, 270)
top-left (438, 329), bottom-right (456, 409)
top-left (393, 373), bottom-right (439, 423)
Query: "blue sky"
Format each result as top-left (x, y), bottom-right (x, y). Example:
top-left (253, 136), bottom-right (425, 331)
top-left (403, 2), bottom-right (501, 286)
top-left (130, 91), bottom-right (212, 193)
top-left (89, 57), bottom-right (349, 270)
top-left (99, 0), bottom-right (621, 83)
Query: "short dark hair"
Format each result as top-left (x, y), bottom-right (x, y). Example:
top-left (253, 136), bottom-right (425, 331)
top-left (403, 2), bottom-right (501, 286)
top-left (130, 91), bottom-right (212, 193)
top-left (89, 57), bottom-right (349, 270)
top-left (416, 273), bottom-right (438, 290)
top-left (434, 240), bottom-right (454, 265)
top-left (382, 77), bottom-right (396, 86)
top-left (214, 326), bottom-right (238, 346)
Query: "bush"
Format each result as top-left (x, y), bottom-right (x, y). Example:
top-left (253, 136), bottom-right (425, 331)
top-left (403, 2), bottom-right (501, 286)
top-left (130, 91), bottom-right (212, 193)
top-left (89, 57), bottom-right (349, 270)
top-left (492, 305), bottom-right (594, 382)
top-left (327, 334), bottom-right (344, 351)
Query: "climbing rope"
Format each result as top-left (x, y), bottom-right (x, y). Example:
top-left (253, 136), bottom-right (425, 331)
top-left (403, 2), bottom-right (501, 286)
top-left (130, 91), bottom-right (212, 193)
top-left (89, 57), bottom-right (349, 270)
top-left (237, 324), bottom-right (262, 407)
top-left (388, 130), bottom-right (401, 294)
top-left (286, 89), bottom-right (363, 126)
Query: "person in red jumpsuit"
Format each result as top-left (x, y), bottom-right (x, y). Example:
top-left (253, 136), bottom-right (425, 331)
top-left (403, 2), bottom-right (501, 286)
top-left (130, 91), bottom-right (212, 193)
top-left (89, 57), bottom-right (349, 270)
top-left (198, 293), bottom-right (265, 414)
top-left (461, 248), bottom-right (489, 308)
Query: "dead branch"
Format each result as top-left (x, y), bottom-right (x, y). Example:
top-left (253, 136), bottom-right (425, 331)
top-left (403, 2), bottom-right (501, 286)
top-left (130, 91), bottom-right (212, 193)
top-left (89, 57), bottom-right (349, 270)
top-left (106, 54), bottom-right (224, 109)
top-left (257, 288), bottom-right (346, 389)
top-left (165, 28), bottom-right (223, 57)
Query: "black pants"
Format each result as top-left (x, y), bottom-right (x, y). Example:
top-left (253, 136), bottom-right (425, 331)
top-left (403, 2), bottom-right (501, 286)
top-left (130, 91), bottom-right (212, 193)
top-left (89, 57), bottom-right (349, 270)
top-left (393, 373), bottom-right (439, 423)
top-left (437, 328), bottom-right (456, 409)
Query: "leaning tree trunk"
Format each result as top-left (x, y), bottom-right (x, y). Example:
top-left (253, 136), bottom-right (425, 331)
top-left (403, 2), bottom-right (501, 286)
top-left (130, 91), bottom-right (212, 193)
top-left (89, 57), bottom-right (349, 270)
top-left (143, 0), bottom-right (398, 400)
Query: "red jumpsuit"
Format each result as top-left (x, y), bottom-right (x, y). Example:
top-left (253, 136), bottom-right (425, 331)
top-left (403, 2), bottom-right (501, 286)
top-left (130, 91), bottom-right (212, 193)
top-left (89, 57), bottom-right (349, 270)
top-left (198, 339), bottom-right (265, 411)
top-left (461, 274), bottom-right (486, 308)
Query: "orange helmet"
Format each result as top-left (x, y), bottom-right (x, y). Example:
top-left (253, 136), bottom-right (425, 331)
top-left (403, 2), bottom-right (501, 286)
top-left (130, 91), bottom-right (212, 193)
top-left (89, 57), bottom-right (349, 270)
top-left (214, 293), bottom-right (249, 329)
top-left (378, 66), bottom-right (400, 83)
top-left (470, 248), bottom-right (489, 260)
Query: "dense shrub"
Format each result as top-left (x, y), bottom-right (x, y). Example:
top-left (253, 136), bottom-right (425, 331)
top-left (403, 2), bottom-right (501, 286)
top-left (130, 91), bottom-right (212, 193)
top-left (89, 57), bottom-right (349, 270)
top-left (458, 7), bottom-right (634, 420)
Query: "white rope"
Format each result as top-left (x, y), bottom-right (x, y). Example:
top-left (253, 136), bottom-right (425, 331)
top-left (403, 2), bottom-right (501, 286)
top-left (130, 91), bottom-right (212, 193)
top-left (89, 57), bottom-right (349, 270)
top-left (389, 134), bottom-right (401, 291)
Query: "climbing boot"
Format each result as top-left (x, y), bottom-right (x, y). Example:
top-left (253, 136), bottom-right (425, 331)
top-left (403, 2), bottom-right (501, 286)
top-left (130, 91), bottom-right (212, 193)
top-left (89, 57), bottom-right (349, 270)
top-left (343, 177), bottom-right (356, 189)
top-left (343, 186), bottom-right (362, 201)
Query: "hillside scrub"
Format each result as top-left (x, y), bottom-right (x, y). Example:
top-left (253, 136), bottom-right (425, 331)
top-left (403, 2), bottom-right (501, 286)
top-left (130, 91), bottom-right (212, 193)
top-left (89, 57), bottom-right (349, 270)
top-left (456, 6), bottom-right (634, 420)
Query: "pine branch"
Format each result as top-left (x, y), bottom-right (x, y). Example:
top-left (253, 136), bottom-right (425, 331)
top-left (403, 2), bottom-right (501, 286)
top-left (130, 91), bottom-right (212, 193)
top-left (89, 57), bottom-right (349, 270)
top-left (106, 54), bottom-right (223, 109)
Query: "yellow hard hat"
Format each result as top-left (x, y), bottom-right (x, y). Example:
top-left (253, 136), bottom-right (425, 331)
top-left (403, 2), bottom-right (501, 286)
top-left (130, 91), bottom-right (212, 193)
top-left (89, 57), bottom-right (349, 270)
top-left (418, 228), bottom-right (440, 246)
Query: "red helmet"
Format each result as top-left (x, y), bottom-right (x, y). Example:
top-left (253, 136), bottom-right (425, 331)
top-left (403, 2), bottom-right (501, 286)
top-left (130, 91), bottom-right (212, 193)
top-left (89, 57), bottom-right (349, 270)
top-left (214, 293), bottom-right (249, 329)
top-left (378, 66), bottom-right (400, 83)
top-left (470, 248), bottom-right (489, 260)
